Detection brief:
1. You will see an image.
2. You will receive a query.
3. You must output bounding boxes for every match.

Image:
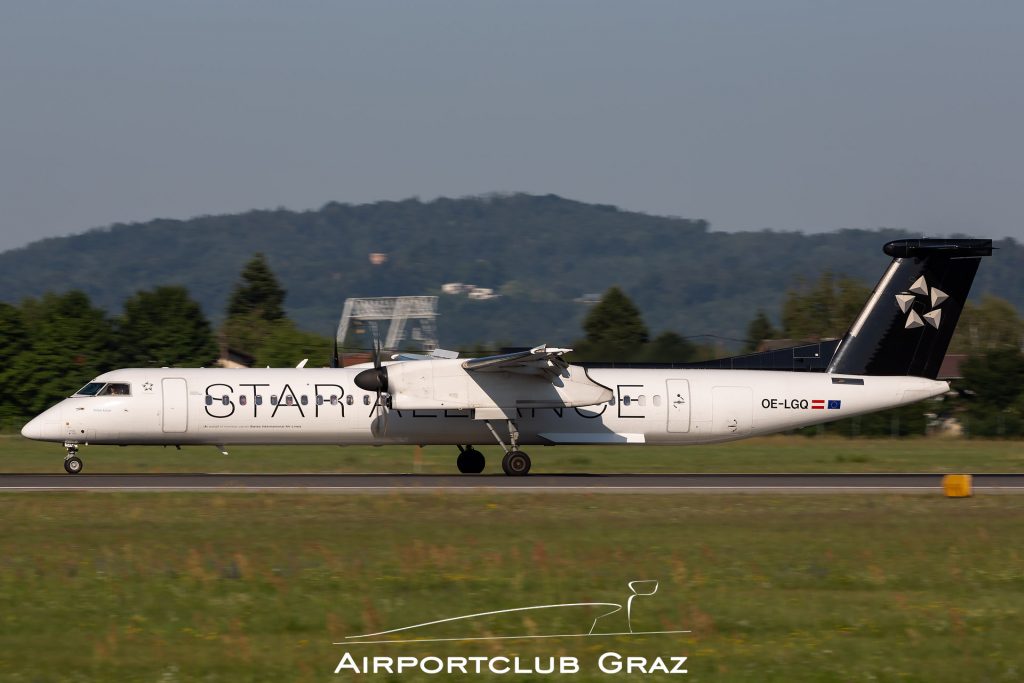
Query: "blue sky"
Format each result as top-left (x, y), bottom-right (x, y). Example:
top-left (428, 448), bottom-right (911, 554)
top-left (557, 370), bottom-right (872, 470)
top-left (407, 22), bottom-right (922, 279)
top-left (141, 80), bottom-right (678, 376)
top-left (2, 1), bottom-right (1022, 251)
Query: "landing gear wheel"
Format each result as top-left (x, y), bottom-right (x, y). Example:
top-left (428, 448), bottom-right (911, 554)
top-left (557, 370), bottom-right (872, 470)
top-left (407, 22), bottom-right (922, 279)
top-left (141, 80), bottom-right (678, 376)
top-left (64, 456), bottom-right (83, 475)
top-left (501, 450), bottom-right (531, 476)
top-left (457, 448), bottom-right (485, 474)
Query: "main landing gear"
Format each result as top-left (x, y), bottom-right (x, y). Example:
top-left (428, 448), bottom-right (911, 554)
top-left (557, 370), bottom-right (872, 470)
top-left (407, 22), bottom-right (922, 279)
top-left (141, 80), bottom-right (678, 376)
top-left (63, 443), bottom-right (83, 475)
top-left (454, 421), bottom-right (533, 476)
top-left (485, 419), bottom-right (532, 476)
top-left (456, 445), bottom-right (486, 474)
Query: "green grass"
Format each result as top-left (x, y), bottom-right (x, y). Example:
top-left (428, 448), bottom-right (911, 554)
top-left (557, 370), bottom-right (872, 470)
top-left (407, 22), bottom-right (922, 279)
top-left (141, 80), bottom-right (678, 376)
top-left (0, 493), bottom-right (1022, 681)
top-left (3, 434), bottom-right (1024, 474)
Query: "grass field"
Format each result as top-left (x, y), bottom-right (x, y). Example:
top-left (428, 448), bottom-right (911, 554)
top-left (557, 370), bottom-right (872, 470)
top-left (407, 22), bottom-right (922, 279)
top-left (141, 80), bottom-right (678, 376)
top-left (0, 493), bottom-right (1022, 682)
top-left (2, 434), bottom-right (1024, 474)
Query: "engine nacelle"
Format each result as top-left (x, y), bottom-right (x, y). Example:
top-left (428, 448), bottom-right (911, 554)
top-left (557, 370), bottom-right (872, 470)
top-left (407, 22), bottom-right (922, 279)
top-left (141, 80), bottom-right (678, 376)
top-left (381, 358), bottom-right (612, 415)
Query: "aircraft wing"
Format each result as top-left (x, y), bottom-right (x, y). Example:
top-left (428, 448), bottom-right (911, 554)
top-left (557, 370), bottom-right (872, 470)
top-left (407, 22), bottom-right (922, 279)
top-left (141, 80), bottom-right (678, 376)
top-left (461, 345), bottom-right (572, 379)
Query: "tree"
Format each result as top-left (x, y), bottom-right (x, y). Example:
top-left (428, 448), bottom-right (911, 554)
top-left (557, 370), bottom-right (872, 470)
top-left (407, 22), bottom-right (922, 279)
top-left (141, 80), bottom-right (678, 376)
top-left (17, 291), bottom-right (116, 418)
top-left (223, 254), bottom-right (289, 356)
top-left (118, 286), bottom-right (219, 367)
top-left (637, 331), bottom-right (699, 363)
top-left (781, 272), bottom-right (869, 340)
top-left (743, 310), bottom-right (778, 352)
top-left (0, 303), bottom-right (29, 429)
top-left (226, 253), bottom-right (286, 322)
top-left (949, 295), bottom-right (1023, 355)
top-left (250, 321), bottom-right (332, 368)
top-left (956, 347), bottom-right (1024, 437)
top-left (581, 286), bottom-right (649, 358)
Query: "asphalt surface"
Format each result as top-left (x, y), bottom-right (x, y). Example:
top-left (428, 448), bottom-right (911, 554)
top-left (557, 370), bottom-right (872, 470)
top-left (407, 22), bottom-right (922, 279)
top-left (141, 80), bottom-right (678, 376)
top-left (0, 473), bottom-right (1022, 492)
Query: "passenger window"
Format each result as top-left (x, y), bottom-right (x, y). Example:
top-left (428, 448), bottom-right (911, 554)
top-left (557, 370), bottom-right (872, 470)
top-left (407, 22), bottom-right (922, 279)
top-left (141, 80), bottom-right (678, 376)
top-left (221, 396), bottom-right (230, 406)
top-left (330, 395), bottom-right (339, 405)
top-left (271, 395), bottom-right (278, 406)
top-left (301, 395), bottom-right (308, 406)
top-left (346, 395), bottom-right (354, 406)
top-left (239, 395), bottom-right (247, 406)
top-left (205, 395), bottom-right (213, 406)
top-left (255, 395), bottom-right (263, 406)
top-left (285, 395), bottom-right (294, 406)
top-left (638, 396), bottom-right (646, 407)
top-left (653, 395), bottom-right (662, 407)
top-left (623, 396), bottom-right (631, 406)
top-left (316, 395), bottom-right (324, 406)
top-left (363, 395), bottom-right (370, 406)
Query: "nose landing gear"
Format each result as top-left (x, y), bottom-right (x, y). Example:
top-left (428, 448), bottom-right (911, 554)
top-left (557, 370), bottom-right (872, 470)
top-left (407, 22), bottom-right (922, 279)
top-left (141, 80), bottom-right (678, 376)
top-left (63, 443), bottom-right (83, 475)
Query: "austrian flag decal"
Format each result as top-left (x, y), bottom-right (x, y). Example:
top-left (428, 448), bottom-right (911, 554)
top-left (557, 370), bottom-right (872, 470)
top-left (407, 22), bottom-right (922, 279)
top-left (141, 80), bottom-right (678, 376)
top-left (811, 399), bottom-right (843, 410)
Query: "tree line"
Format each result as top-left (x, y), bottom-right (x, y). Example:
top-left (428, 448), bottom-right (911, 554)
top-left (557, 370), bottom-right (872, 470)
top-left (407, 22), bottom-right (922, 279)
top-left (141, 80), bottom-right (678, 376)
top-left (3, 193), bottom-right (1024, 350)
top-left (578, 275), bottom-right (1024, 438)
top-left (3, 256), bottom-right (1024, 438)
top-left (0, 254), bottom-right (329, 430)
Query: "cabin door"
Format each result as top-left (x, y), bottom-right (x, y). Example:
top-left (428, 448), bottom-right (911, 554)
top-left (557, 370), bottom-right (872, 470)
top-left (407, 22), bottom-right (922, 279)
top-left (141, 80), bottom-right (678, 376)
top-left (162, 378), bottom-right (189, 433)
top-left (665, 379), bottom-right (691, 433)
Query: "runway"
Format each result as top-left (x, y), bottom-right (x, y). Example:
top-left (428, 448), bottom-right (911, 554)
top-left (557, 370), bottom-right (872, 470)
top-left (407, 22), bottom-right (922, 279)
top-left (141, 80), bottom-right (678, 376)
top-left (0, 473), bottom-right (1022, 493)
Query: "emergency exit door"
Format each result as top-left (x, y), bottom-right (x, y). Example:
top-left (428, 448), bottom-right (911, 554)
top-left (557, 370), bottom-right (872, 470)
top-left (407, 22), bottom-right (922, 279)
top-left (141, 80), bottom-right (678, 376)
top-left (162, 378), bottom-right (188, 433)
top-left (666, 379), bottom-right (690, 433)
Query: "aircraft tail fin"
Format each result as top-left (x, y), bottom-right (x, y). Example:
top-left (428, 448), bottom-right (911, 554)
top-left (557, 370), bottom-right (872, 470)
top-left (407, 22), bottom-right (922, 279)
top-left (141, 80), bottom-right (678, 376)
top-left (827, 239), bottom-right (993, 379)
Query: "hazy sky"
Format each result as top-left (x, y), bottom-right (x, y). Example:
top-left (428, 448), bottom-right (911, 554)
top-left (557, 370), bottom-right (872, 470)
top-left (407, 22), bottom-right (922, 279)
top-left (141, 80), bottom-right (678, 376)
top-left (2, 1), bottom-right (1022, 252)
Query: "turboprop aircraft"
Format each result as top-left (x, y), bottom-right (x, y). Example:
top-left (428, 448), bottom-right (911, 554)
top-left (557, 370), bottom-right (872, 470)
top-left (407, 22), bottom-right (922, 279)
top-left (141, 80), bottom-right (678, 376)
top-left (22, 238), bottom-right (992, 475)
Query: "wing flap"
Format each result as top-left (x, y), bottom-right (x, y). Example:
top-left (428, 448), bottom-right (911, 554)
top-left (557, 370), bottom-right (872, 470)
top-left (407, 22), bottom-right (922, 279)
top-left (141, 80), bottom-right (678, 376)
top-left (461, 345), bottom-right (572, 377)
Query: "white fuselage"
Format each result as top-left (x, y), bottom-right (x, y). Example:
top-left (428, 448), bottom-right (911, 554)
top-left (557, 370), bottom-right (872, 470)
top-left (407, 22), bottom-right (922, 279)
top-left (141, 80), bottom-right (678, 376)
top-left (21, 366), bottom-right (947, 448)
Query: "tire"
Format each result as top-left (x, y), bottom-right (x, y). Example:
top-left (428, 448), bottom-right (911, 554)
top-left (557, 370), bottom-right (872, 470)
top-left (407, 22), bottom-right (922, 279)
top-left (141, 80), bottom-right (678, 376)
top-left (457, 449), bottom-right (485, 474)
top-left (501, 450), bottom-right (531, 476)
top-left (64, 456), bottom-right (83, 475)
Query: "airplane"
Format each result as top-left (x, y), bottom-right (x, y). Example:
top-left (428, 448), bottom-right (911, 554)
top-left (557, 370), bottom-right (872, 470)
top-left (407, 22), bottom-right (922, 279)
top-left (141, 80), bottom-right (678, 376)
top-left (21, 238), bottom-right (992, 476)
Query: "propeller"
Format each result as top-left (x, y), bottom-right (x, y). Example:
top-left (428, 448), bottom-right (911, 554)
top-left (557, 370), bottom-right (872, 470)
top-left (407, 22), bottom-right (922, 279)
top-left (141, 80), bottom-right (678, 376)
top-left (354, 334), bottom-right (390, 433)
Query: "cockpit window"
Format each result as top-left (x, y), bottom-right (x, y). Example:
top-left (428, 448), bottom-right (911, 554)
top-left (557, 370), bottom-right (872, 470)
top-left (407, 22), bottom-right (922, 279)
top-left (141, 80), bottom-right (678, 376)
top-left (74, 382), bottom-right (106, 396)
top-left (98, 383), bottom-right (131, 396)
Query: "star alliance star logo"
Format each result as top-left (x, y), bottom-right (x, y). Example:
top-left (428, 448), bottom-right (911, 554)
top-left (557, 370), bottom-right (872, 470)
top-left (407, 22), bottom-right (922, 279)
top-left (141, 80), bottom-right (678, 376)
top-left (143, 382), bottom-right (154, 392)
top-left (895, 276), bottom-right (947, 330)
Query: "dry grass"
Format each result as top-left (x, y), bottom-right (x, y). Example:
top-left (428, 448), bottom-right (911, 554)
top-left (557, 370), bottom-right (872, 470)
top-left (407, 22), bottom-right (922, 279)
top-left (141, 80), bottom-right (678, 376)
top-left (0, 493), bottom-right (1022, 681)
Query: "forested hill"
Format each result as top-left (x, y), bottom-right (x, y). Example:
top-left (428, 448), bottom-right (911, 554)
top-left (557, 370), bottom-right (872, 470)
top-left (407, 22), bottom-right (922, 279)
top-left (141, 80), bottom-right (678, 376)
top-left (1, 194), bottom-right (1020, 348)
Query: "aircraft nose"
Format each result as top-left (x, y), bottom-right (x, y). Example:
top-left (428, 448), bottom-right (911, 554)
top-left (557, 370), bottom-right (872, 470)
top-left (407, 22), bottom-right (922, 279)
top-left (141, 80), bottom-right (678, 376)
top-left (21, 411), bottom-right (62, 442)
top-left (21, 416), bottom-right (42, 440)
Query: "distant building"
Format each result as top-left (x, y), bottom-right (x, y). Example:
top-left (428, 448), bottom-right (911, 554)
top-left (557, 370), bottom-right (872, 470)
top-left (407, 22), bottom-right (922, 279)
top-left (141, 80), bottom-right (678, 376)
top-left (468, 287), bottom-right (497, 300)
top-left (369, 252), bottom-right (389, 265)
top-left (441, 282), bottom-right (467, 295)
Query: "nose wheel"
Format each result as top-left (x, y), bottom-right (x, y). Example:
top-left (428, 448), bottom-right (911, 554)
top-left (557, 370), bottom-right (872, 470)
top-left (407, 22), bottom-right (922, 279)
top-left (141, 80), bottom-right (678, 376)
top-left (63, 443), bottom-right (83, 474)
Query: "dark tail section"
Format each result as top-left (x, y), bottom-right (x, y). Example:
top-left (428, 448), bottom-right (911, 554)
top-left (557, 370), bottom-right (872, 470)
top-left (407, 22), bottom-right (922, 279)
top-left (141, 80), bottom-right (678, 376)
top-left (827, 238), bottom-right (993, 378)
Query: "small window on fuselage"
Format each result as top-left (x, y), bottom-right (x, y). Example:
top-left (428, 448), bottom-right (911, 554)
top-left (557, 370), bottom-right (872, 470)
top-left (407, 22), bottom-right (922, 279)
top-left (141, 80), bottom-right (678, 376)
top-left (98, 383), bottom-right (131, 396)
